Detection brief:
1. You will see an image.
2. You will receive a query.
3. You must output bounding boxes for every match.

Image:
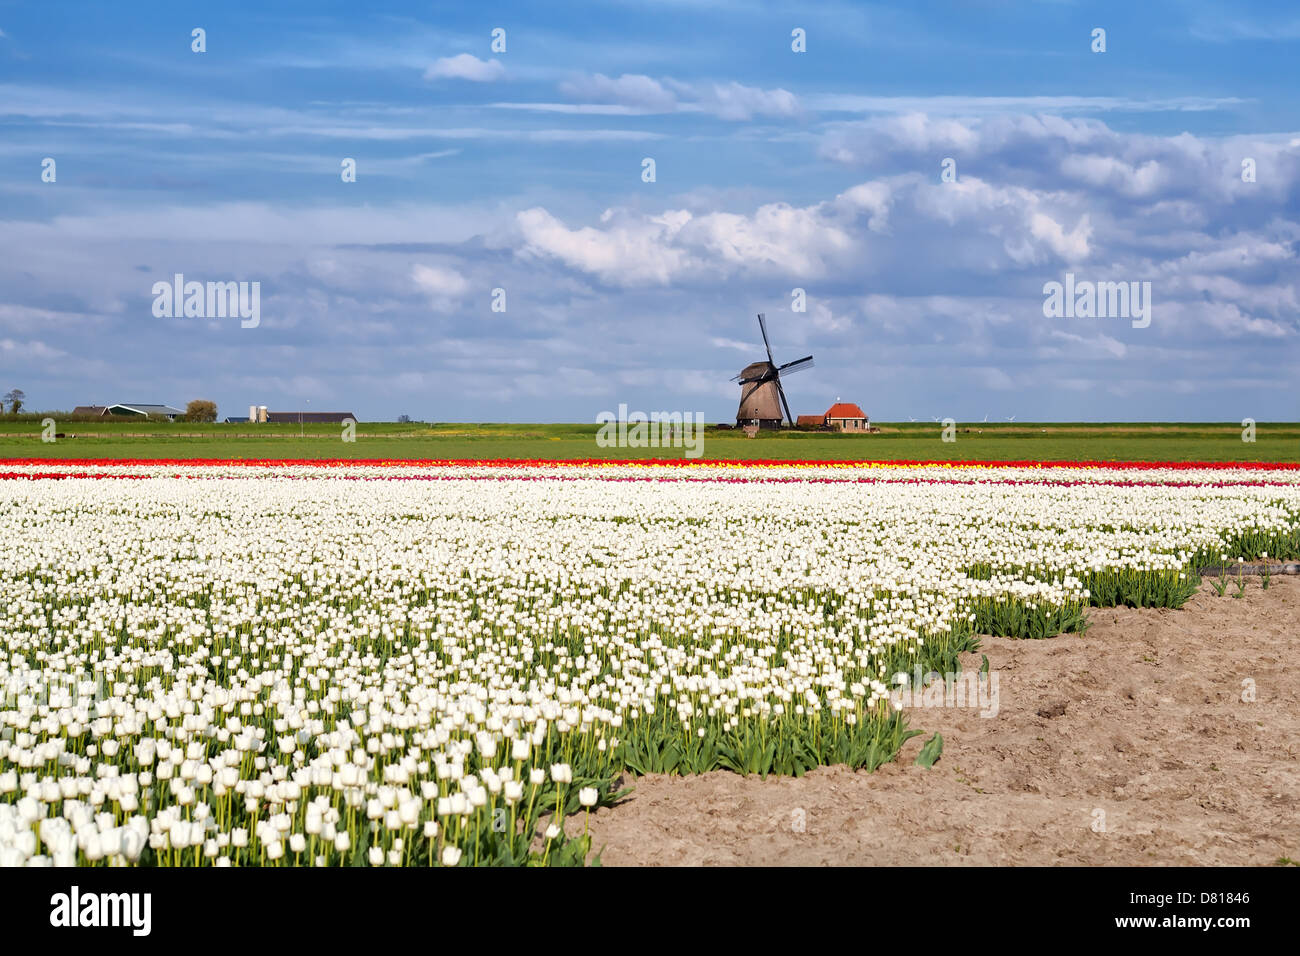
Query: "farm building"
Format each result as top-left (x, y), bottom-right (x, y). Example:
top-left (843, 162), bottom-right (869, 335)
top-left (73, 403), bottom-right (184, 420)
top-left (823, 402), bottom-right (870, 432)
top-left (108, 403), bottom-right (184, 420)
top-left (264, 411), bottom-right (356, 424)
top-left (795, 415), bottom-right (824, 427)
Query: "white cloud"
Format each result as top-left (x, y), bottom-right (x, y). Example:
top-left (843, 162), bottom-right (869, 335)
top-left (486, 102), bottom-right (652, 116)
top-left (1163, 238), bottom-right (1294, 275)
top-left (515, 174), bottom-right (1105, 286)
top-left (1171, 300), bottom-right (1291, 338)
top-left (554, 73), bottom-right (798, 120)
top-left (412, 263), bottom-right (468, 295)
top-left (0, 338), bottom-right (64, 362)
top-left (1028, 212), bottom-right (1092, 262)
top-left (411, 264), bottom-right (469, 312)
top-left (558, 73), bottom-right (676, 111)
top-left (517, 194), bottom-right (862, 286)
top-left (809, 301), bottom-right (851, 333)
top-left (1059, 155), bottom-right (1166, 198)
top-left (423, 54), bottom-right (505, 82)
top-left (1048, 330), bottom-right (1128, 359)
top-left (685, 203), bottom-right (852, 276)
top-left (835, 182), bottom-right (892, 232)
top-left (709, 336), bottom-right (758, 352)
top-left (515, 207), bottom-right (695, 285)
top-left (805, 94), bottom-right (1246, 115)
top-left (695, 81), bottom-right (798, 121)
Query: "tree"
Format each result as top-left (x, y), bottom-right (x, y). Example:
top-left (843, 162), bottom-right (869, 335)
top-left (3, 389), bottom-right (24, 414)
top-left (185, 399), bottom-right (218, 422)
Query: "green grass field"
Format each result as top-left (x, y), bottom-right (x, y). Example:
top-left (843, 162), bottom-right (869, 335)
top-left (0, 419), bottom-right (1296, 462)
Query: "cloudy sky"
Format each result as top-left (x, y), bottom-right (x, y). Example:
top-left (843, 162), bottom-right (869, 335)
top-left (1, 0), bottom-right (1297, 422)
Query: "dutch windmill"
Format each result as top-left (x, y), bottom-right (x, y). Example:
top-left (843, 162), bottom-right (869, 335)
top-left (732, 313), bottom-right (814, 428)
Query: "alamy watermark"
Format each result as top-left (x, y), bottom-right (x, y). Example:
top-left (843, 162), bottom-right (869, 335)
top-left (152, 273), bottom-right (260, 328)
top-left (1042, 273), bottom-right (1151, 329)
top-left (596, 404), bottom-right (705, 458)
top-left (50, 886), bottom-right (151, 936)
top-left (2, 669), bottom-right (106, 709)
top-left (890, 666), bottom-right (999, 718)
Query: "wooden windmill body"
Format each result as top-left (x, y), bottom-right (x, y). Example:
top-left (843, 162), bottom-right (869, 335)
top-left (732, 314), bottom-right (814, 428)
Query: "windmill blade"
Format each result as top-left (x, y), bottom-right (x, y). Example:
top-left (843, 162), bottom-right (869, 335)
top-left (775, 377), bottom-right (794, 425)
top-left (777, 355), bottom-right (814, 375)
top-left (757, 314), bottom-right (775, 365)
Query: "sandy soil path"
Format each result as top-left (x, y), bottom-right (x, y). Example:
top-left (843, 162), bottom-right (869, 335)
top-left (583, 576), bottom-right (1300, 865)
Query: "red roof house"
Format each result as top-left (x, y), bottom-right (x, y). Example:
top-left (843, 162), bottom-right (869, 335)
top-left (823, 402), bottom-right (869, 432)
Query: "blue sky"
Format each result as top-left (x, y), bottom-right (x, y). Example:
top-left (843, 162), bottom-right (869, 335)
top-left (1, 0), bottom-right (1297, 422)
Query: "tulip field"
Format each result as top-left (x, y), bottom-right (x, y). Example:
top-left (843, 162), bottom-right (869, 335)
top-left (1, 458), bottom-right (1299, 867)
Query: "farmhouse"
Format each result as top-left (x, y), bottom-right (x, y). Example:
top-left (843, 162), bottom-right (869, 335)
top-left (73, 403), bottom-right (184, 420)
top-left (823, 401), bottom-right (870, 432)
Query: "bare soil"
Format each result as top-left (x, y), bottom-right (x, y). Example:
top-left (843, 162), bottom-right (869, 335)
top-left (584, 576), bottom-right (1300, 866)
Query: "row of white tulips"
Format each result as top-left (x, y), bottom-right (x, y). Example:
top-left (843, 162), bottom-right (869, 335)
top-left (1, 465), bottom-right (1297, 865)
